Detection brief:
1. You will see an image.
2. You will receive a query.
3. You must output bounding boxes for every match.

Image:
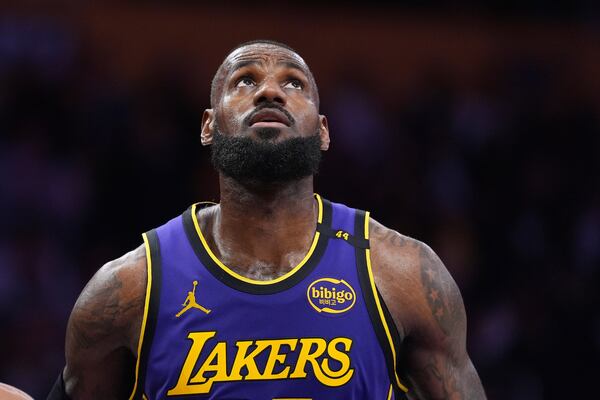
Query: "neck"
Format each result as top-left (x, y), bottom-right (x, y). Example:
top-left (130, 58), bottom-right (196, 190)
top-left (208, 175), bottom-right (318, 279)
top-left (219, 175), bottom-right (316, 219)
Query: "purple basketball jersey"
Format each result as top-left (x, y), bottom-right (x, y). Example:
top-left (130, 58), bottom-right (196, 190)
top-left (129, 195), bottom-right (410, 399)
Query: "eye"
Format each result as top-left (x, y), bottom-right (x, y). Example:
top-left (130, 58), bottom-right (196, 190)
top-left (283, 79), bottom-right (303, 90)
top-left (236, 77), bottom-right (255, 87)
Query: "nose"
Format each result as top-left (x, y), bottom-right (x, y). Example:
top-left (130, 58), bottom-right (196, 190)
top-left (253, 77), bottom-right (286, 106)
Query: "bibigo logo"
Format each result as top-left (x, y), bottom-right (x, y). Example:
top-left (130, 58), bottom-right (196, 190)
top-left (307, 278), bottom-right (356, 314)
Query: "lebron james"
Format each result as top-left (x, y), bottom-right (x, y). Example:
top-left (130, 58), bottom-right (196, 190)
top-left (48, 40), bottom-right (486, 399)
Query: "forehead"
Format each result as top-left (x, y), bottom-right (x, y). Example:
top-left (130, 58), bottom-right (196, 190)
top-left (224, 44), bottom-right (309, 75)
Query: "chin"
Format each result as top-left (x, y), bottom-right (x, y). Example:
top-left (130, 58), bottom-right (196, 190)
top-left (254, 127), bottom-right (281, 140)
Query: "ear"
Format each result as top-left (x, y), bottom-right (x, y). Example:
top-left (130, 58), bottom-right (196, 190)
top-left (201, 109), bottom-right (214, 146)
top-left (318, 115), bottom-right (330, 151)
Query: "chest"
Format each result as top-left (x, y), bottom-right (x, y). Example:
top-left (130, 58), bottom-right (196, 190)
top-left (144, 244), bottom-right (391, 399)
top-left (135, 200), bottom-right (408, 399)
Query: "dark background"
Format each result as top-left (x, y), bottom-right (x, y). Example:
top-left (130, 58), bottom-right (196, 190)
top-left (1, 2), bottom-right (599, 399)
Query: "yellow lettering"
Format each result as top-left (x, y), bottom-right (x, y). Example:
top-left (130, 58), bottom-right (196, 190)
top-left (311, 287), bottom-right (320, 298)
top-left (167, 331), bottom-right (216, 396)
top-left (190, 342), bottom-right (229, 385)
top-left (168, 333), bottom-right (354, 396)
top-left (260, 339), bottom-right (298, 379)
top-left (289, 338), bottom-right (327, 379)
top-left (229, 340), bottom-right (271, 380)
top-left (320, 337), bottom-right (354, 386)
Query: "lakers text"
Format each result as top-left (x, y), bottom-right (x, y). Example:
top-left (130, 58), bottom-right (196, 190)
top-left (167, 331), bottom-right (354, 395)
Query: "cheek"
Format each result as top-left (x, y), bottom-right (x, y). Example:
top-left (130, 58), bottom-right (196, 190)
top-left (297, 109), bottom-right (320, 134)
top-left (293, 100), bottom-right (320, 129)
top-left (219, 95), bottom-right (248, 130)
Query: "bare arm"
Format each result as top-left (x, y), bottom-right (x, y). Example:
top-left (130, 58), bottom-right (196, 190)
top-left (63, 245), bottom-right (147, 399)
top-left (370, 220), bottom-right (486, 400)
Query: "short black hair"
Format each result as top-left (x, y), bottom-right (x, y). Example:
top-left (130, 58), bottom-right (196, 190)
top-left (209, 40), bottom-right (319, 108)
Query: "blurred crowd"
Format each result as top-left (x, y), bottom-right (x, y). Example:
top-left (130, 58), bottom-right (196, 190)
top-left (1, 7), bottom-right (599, 400)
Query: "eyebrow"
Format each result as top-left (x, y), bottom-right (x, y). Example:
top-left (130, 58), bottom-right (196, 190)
top-left (229, 60), bottom-right (308, 76)
top-left (229, 60), bottom-right (259, 72)
top-left (280, 61), bottom-right (308, 75)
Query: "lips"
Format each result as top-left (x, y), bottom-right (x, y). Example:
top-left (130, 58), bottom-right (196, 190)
top-left (249, 109), bottom-right (291, 127)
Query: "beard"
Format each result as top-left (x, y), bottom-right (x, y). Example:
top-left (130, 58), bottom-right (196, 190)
top-left (211, 124), bottom-right (322, 185)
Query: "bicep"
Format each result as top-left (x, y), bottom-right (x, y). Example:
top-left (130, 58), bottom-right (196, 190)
top-left (403, 337), bottom-right (485, 400)
top-left (403, 244), bottom-right (485, 399)
top-left (64, 246), bottom-right (146, 399)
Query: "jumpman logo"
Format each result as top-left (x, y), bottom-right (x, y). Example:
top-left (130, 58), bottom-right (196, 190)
top-left (175, 280), bottom-right (211, 318)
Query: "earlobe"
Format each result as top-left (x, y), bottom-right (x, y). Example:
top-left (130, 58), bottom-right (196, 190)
top-left (201, 109), bottom-right (214, 146)
top-left (319, 115), bottom-right (330, 151)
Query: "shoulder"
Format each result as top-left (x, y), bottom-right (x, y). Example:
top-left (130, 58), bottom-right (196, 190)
top-left (65, 244), bottom-right (148, 360)
top-left (367, 217), bottom-right (485, 397)
top-left (368, 217), bottom-right (465, 340)
top-left (63, 244), bottom-right (148, 397)
top-left (368, 217), bottom-right (425, 277)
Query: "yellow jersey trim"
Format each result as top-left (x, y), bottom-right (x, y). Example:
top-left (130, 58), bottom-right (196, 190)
top-left (364, 212), bottom-right (409, 393)
top-left (129, 233), bottom-right (153, 400)
top-left (386, 383), bottom-right (393, 400)
top-left (190, 194), bottom-right (324, 286)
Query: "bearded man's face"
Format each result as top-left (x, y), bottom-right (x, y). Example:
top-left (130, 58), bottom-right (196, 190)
top-left (202, 43), bottom-right (330, 184)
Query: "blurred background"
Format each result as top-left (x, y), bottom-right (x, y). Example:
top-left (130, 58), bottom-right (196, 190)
top-left (1, 1), bottom-right (599, 399)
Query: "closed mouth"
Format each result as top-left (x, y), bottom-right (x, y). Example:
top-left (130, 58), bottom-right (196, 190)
top-left (249, 109), bottom-right (292, 126)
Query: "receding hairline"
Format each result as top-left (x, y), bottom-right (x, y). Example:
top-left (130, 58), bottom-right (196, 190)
top-left (210, 40), bottom-right (319, 108)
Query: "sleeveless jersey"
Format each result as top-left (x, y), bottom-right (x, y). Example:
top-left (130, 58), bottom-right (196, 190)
top-left (129, 195), bottom-right (410, 400)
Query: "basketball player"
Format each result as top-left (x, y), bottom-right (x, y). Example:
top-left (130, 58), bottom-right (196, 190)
top-left (48, 40), bottom-right (486, 399)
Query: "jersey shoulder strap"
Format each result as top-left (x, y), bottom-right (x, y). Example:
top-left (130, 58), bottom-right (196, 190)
top-left (129, 229), bottom-right (162, 400)
top-left (353, 209), bottom-right (410, 399)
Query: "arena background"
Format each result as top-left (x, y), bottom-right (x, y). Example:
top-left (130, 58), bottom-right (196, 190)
top-left (1, 1), bottom-right (599, 399)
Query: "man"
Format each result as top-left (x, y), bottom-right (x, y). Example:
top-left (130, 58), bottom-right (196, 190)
top-left (49, 40), bottom-right (486, 399)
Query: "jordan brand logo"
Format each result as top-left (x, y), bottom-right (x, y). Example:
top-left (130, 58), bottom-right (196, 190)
top-left (175, 280), bottom-right (211, 318)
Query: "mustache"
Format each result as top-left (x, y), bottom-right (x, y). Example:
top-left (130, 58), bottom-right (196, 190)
top-left (243, 102), bottom-right (296, 127)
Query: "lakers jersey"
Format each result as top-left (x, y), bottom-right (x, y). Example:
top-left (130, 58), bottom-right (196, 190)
top-left (129, 195), bottom-right (410, 399)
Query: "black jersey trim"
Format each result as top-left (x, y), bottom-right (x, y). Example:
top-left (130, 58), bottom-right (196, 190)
top-left (130, 230), bottom-right (162, 400)
top-left (354, 210), bottom-right (409, 398)
top-left (316, 224), bottom-right (370, 249)
top-left (47, 371), bottom-right (70, 400)
top-left (377, 287), bottom-right (411, 391)
top-left (182, 195), bottom-right (332, 295)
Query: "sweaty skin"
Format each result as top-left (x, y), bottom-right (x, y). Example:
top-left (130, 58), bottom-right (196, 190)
top-left (62, 43), bottom-right (486, 399)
